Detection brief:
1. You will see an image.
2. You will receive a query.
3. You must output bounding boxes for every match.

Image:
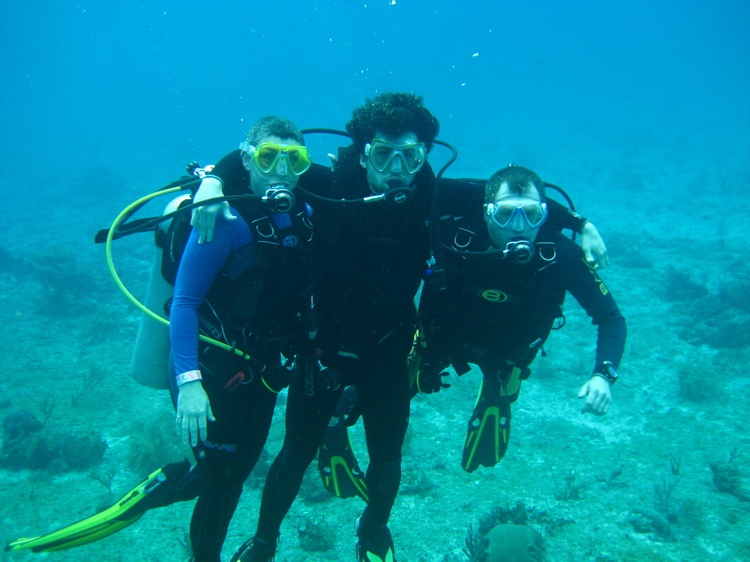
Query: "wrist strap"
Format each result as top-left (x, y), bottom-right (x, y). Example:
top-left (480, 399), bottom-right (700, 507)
top-left (576, 217), bottom-right (590, 235)
top-left (593, 361), bottom-right (618, 384)
top-left (175, 370), bottom-right (202, 387)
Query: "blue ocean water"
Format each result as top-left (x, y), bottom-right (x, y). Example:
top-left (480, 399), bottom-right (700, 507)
top-left (2, 1), bottom-right (750, 561)
top-left (2, 1), bottom-right (747, 183)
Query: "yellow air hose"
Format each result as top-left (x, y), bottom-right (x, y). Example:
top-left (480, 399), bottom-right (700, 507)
top-left (105, 186), bottom-right (252, 361)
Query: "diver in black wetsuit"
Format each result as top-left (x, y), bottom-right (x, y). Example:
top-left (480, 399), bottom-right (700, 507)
top-left (417, 165), bottom-right (626, 473)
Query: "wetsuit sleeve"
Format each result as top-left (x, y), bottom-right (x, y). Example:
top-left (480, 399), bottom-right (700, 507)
top-left (206, 150), bottom-right (249, 196)
top-left (557, 236), bottom-right (626, 370)
top-left (169, 213), bottom-right (252, 376)
top-left (546, 198), bottom-right (589, 234)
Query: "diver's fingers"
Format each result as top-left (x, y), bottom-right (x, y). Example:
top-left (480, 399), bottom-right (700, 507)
top-left (599, 251), bottom-right (611, 268)
top-left (596, 391), bottom-right (611, 415)
top-left (203, 212), bottom-right (216, 244)
top-left (581, 384), bottom-right (610, 416)
top-left (198, 413), bottom-right (209, 444)
top-left (578, 382), bottom-right (596, 414)
top-left (190, 416), bottom-right (201, 447)
top-left (327, 153), bottom-right (337, 172)
top-left (584, 241), bottom-right (610, 270)
top-left (197, 421), bottom-right (206, 444)
top-left (191, 211), bottom-right (207, 244)
top-left (577, 382), bottom-right (588, 399)
top-left (180, 416), bottom-right (190, 445)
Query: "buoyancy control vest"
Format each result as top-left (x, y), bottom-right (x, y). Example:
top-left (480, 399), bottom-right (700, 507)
top-left (312, 146), bottom-right (435, 337)
top-left (422, 219), bottom-right (566, 370)
top-left (159, 196), bottom-right (314, 363)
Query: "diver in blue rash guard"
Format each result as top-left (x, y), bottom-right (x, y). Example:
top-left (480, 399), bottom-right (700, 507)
top-left (168, 116), bottom-right (316, 562)
top-left (6, 116), bottom-right (315, 562)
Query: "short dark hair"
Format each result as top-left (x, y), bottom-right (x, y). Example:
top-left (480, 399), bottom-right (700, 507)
top-left (346, 92), bottom-right (440, 153)
top-left (485, 165), bottom-right (546, 203)
top-left (246, 116), bottom-right (305, 146)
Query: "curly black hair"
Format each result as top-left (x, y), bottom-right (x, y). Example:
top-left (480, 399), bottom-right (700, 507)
top-left (345, 92), bottom-right (440, 154)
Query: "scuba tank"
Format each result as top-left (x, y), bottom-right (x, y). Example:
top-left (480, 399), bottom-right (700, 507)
top-left (129, 194), bottom-right (190, 389)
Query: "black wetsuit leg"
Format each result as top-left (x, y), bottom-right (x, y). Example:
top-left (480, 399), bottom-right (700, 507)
top-left (188, 371), bottom-right (277, 562)
top-left (255, 380), bottom-right (341, 542)
top-left (356, 324), bottom-right (413, 528)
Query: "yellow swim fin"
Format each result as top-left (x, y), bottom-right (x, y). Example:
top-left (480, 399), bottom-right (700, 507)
top-left (319, 417), bottom-right (368, 503)
top-left (461, 377), bottom-right (514, 473)
top-left (6, 461), bottom-right (191, 553)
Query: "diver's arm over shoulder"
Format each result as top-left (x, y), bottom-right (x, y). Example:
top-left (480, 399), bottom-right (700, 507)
top-left (191, 150), bottom-right (248, 243)
top-left (191, 176), bottom-right (235, 244)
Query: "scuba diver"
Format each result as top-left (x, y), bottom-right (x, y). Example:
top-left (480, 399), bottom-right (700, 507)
top-left (191, 93), bottom-right (608, 562)
top-left (7, 116), bottom-right (317, 562)
top-left (418, 164), bottom-right (626, 472)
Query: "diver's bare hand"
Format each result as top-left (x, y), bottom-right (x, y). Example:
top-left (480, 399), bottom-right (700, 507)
top-left (581, 221), bottom-right (609, 269)
top-left (577, 376), bottom-right (611, 416)
top-left (191, 177), bottom-right (234, 244)
top-left (176, 380), bottom-right (216, 446)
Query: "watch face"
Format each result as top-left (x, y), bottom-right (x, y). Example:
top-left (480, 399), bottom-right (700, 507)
top-left (602, 362), bottom-right (618, 382)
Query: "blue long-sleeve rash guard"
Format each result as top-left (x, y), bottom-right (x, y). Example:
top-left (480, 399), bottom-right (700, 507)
top-left (169, 210), bottom-right (254, 378)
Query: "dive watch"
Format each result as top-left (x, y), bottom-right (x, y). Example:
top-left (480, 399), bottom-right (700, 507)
top-left (593, 361), bottom-right (619, 385)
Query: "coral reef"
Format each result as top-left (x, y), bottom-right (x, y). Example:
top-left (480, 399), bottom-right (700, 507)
top-left (1, 410), bottom-right (107, 471)
top-left (659, 267), bottom-right (708, 303)
top-left (464, 503), bottom-right (548, 562)
top-left (708, 448), bottom-right (749, 502)
top-left (127, 422), bottom-right (184, 476)
top-left (487, 524), bottom-right (544, 562)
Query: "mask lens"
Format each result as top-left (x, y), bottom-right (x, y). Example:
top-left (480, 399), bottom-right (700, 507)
top-left (255, 145), bottom-right (281, 172)
top-left (370, 144), bottom-right (394, 171)
top-left (402, 145), bottom-right (425, 172)
top-left (285, 147), bottom-right (311, 174)
top-left (367, 140), bottom-right (426, 174)
top-left (493, 205), bottom-right (516, 226)
top-left (253, 144), bottom-right (311, 176)
top-left (523, 203), bottom-right (546, 227)
top-left (488, 200), bottom-right (547, 229)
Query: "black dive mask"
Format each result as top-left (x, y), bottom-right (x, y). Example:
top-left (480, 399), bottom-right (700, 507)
top-left (262, 185), bottom-right (295, 213)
